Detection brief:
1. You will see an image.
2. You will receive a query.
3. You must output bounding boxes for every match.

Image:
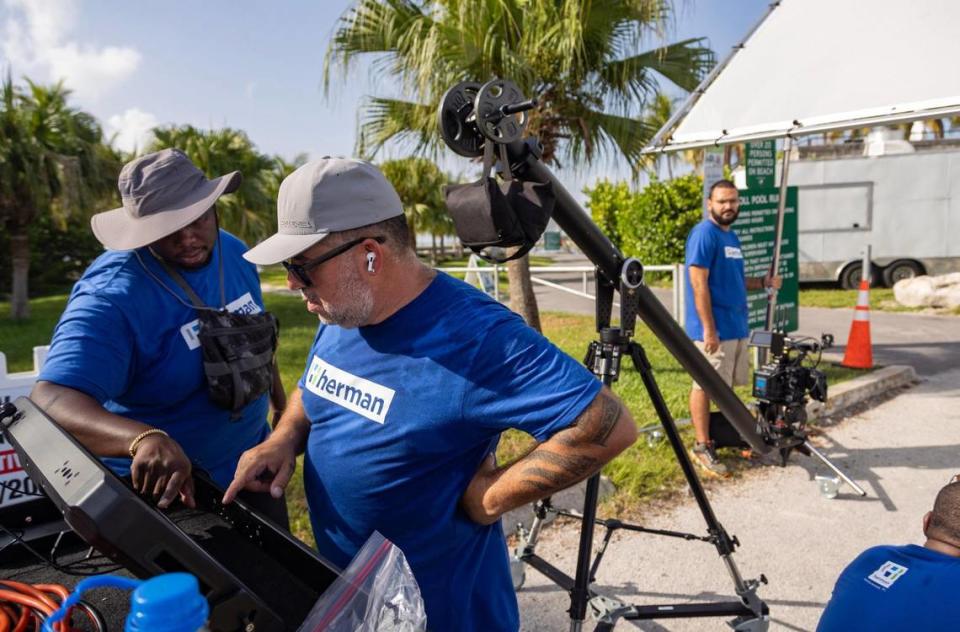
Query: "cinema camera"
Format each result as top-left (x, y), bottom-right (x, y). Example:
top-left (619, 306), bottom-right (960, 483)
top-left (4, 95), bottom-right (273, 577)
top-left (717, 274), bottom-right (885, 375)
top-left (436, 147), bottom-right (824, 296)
top-left (745, 330), bottom-right (865, 497)
top-left (750, 330), bottom-right (830, 459)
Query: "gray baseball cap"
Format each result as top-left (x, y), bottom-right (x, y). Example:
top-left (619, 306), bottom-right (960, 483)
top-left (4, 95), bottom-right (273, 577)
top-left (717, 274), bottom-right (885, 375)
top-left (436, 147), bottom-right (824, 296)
top-left (91, 148), bottom-right (240, 250)
top-left (243, 158), bottom-right (403, 265)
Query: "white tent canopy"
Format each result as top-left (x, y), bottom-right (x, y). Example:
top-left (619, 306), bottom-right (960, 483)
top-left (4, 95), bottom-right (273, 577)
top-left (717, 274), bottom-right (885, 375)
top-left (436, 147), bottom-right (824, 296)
top-left (644, 0), bottom-right (960, 153)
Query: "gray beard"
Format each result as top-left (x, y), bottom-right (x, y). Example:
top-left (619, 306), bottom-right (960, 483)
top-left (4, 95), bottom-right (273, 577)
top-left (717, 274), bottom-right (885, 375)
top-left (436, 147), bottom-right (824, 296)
top-left (312, 264), bottom-right (375, 328)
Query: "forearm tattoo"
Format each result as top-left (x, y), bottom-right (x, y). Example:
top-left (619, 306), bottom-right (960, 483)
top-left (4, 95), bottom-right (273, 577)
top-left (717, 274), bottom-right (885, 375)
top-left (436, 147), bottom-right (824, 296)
top-left (556, 391), bottom-right (622, 448)
top-left (515, 391), bottom-right (622, 495)
top-left (519, 450), bottom-right (600, 492)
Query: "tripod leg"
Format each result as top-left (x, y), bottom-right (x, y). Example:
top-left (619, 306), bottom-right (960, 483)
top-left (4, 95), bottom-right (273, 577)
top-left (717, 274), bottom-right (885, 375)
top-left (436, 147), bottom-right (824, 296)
top-left (568, 473), bottom-right (602, 632)
top-left (630, 343), bottom-right (767, 619)
top-left (802, 441), bottom-right (867, 497)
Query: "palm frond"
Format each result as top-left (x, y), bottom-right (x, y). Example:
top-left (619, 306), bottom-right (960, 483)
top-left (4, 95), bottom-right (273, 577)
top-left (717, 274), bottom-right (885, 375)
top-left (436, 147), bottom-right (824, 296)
top-left (600, 37), bottom-right (714, 107)
top-left (357, 96), bottom-right (439, 158)
top-left (564, 107), bottom-right (660, 174)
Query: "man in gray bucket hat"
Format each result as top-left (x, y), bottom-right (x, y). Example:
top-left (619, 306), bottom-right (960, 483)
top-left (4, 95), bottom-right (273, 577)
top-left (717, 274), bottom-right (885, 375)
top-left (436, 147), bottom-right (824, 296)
top-left (224, 157), bottom-right (636, 631)
top-left (32, 148), bottom-right (288, 524)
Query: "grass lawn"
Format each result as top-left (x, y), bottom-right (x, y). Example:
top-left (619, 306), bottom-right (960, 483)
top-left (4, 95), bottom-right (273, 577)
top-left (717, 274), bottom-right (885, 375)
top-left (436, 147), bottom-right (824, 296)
top-left (800, 287), bottom-right (960, 315)
top-left (0, 292), bottom-right (869, 544)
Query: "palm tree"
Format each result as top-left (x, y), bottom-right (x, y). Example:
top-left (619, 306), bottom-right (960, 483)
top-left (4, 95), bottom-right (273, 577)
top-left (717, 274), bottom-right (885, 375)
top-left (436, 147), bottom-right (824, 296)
top-left (149, 125), bottom-right (286, 245)
top-left (0, 75), bottom-right (116, 319)
top-left (325, 0), bottom-right (714, 329)
top-left (643, 92), bottom-right (707, 177)
top-left (379, 157), bottom-right (451, 261)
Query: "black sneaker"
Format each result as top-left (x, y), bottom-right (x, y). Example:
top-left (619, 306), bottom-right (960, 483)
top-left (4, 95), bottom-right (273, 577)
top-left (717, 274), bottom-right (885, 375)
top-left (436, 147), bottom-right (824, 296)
top-left (690, 441), bottom-right (729, 477)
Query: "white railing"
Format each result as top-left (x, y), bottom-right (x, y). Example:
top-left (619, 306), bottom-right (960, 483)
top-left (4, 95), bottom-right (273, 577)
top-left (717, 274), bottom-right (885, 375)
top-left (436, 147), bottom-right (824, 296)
top-left (439, 263), bottom-right (687, 324)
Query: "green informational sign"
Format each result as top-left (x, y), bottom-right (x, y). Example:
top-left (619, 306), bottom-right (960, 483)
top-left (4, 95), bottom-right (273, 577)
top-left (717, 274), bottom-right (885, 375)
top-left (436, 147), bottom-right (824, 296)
top-left (737, 187), bottom-right (799, 332)
top-left (543, 231), bottom-right (561, 251)
top-left (745, 140), bottom-right (776, 189)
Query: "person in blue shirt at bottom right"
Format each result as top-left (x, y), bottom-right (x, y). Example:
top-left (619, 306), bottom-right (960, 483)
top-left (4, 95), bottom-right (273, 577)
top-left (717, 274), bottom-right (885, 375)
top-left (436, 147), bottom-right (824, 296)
top-left (817, 479), bottom-right (960, 631)
top-left (223, 157), bottom-right (638, 632)
top-left (684, 179), bottom-right (781, 477)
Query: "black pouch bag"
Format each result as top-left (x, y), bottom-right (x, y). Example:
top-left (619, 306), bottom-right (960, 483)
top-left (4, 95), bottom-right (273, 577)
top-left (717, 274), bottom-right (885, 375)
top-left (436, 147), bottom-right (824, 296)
top-left (444, 143), bottom-right (555, 263)
top-left (147, 251), bottom-right (279, 419)
top-left (195, 308), bottom-right (279, 417)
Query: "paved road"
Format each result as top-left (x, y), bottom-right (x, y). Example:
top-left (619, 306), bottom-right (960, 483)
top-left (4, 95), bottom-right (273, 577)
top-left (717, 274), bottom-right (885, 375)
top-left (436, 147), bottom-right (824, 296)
top-left (527, 260), bottom-right (960, 377)
top-left (516, 367), bottom-right (960, 631)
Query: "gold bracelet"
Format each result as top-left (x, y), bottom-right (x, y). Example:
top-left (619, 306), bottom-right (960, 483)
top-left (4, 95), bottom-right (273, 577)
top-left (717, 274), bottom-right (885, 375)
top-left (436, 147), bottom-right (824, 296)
top-left (128, 429), bottom-right (170, 458)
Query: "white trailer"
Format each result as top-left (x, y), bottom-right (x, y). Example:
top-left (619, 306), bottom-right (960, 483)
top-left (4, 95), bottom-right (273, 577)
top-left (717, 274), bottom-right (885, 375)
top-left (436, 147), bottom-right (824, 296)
top-left (784, 139), bottom-right (960, 288)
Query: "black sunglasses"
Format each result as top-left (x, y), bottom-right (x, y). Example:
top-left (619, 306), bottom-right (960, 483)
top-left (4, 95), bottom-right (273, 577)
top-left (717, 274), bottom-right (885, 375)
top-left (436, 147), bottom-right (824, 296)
top-left (282, 236), bottom-right (385, 287)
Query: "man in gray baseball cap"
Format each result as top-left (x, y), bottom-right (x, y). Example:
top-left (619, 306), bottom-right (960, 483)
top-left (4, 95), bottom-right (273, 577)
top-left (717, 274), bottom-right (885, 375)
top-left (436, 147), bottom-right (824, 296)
top-left (226, 157), bottom-right (636, 631)
top-left (32, 148), bottom-right (287, 524)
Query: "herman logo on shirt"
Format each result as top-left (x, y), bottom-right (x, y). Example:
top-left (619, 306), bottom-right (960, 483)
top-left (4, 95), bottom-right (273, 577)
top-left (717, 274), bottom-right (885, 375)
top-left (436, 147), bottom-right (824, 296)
top-left (180, 292), bottom-right (261, 350)
top-left (724, 246), bottom-right (743, 259)
top-left (304, 356), bottom-right (395, 424)
top-left (866, 561), bottom-right (908, 590)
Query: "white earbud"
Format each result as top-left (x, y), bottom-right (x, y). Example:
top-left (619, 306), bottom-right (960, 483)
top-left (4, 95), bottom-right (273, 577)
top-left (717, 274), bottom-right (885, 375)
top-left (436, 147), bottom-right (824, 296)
top-left (366, 252), bottom-right (376, 273)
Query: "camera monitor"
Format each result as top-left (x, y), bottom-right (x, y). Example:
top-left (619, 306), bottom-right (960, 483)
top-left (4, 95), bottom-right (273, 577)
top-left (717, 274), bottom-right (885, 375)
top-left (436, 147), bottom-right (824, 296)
top-left (1, 396), bottom-right (339, 632)
top-left (748, 329), bottom-right (785, 357)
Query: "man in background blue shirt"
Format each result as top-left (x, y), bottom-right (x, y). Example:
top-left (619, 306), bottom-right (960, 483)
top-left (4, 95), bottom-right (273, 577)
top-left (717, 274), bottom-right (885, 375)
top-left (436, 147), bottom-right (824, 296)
top-left (685, 180), bottom-right (780, 476)
top-left (817, 480), bottom-right (960, 631)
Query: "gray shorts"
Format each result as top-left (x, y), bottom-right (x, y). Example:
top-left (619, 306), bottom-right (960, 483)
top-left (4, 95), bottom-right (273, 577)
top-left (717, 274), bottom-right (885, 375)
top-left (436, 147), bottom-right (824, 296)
top-left (691, 338), bottom-right (750, 390)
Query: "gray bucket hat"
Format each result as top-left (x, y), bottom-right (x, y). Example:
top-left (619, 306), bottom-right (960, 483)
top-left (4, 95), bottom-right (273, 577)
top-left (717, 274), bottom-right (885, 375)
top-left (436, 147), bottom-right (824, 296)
top-left (90, 148), bottom-right (241, 251)
top-left (243, 158), bottom-right (403, 265)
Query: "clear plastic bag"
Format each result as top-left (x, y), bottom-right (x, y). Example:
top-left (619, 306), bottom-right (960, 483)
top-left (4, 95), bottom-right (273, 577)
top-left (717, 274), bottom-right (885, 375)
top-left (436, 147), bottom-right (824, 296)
top-left (297, 531), bottom-right (427, 632)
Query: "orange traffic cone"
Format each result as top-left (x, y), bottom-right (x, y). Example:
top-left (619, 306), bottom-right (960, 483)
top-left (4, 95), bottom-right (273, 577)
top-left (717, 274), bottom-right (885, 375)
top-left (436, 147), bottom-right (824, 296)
top-left (842, 279), bottom-right (873, 369)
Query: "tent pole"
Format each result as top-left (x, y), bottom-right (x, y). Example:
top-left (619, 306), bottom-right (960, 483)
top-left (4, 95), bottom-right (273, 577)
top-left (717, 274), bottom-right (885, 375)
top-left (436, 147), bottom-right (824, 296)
top-left (764, 136), bottom-right (793, 336)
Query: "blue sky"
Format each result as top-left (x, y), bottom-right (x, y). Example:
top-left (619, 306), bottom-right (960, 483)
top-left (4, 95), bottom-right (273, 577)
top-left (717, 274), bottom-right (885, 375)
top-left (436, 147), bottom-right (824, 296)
top-left (0, 0), bottom-right (772, 195)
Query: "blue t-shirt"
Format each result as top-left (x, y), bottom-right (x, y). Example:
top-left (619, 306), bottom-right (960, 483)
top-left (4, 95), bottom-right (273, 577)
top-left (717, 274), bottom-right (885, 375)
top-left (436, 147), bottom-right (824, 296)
top-left (298, 272), bottom-right (601, 632)
top-left (817, 544), bottom-right (960, 631)
top-left (684, 219), bottom-right (749, 341)
top-left (39, 231), bottom-right (270, 487)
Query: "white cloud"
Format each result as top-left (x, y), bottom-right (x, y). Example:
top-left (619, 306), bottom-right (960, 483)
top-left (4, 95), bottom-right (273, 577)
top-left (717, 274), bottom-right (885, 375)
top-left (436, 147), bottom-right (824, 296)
top-left (106, 107), bottom-right (158, 154)
top-left (245, 81), bottom-right (256, 100)
top-left (1, 0), bottom-right (140, 101)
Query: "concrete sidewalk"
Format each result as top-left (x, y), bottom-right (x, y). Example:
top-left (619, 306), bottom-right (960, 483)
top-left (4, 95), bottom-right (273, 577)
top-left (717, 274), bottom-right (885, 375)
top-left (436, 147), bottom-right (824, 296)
top-left (516, 367), bottom-right (960, 631)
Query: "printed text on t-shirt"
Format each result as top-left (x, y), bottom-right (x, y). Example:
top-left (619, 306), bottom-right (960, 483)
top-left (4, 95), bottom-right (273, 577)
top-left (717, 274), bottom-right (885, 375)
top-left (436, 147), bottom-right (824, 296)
top-left (304, 356), bottom-right (395, 424)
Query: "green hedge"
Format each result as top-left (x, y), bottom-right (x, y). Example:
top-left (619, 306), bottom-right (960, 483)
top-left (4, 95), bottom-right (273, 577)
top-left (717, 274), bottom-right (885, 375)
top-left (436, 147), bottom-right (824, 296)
top-left (584, 174), bottom-right (703, 266)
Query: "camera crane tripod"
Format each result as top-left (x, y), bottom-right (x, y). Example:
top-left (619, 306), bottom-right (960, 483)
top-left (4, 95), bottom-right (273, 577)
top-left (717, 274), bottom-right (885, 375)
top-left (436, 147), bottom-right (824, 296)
top-left (439, 79), bottom-right (770, 631)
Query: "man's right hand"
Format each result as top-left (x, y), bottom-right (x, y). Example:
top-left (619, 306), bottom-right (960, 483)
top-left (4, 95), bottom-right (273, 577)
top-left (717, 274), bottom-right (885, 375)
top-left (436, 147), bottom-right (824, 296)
top-left (130, 434), bottom-right (195, 510)
top-left (222, 438), bottom-right (297, 504)
top-left (703, 330), bottom-right (721, 354)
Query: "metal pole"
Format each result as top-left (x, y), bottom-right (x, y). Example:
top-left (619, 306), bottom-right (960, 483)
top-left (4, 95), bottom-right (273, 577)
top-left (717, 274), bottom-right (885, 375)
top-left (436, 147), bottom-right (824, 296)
top-left (764, 136), bottom-right (793, 332)
top-left (493, 264), bottom-right (500, 303)
top-left (803, 441), bottom-right (868, 496)
top-left (678, 263), bottom-right (687, 332)
top-left (672, 263), bottom-right (682, 324)
top-left (861, 244), bottom-right (872, 284)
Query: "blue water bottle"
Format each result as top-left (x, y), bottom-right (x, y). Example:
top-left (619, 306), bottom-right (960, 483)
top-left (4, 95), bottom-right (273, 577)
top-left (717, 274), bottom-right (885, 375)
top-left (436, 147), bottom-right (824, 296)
top-left (43, 572), bottom-right (209, 632)
top-left (125, 573), bottom-right (210, 632)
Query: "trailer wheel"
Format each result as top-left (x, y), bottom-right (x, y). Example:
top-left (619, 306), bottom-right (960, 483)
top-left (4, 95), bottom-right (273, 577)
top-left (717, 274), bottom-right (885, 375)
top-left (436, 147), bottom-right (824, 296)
top-left (882, 260), bottom-right (924, 287)
top-left (839, 263), bottom-right (863, 289)
top-left (839, 262), bottom-right (881, 289)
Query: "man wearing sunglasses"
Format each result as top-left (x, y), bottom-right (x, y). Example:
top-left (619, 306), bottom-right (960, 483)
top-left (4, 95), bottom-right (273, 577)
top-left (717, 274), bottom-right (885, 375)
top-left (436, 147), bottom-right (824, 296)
top-left (817, 479), bottom-right (960, 631)
top-left (223, 157), bottom-right (637, 632)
